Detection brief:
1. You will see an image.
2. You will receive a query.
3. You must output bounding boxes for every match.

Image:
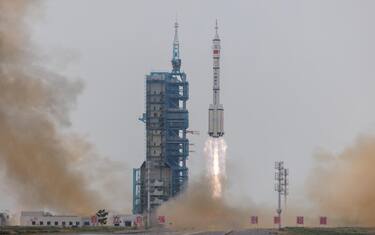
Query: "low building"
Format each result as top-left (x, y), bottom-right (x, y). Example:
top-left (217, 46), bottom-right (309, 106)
top-left (20, 211), bottom-right (142, 228)
top-left (20, 211), bottom-right (81, 227)
top-left (110, 214), bottom-right (139, 227)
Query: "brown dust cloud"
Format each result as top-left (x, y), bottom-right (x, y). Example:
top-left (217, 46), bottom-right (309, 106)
top-left (157, 177), bottom-right (263, 230)
top-left (0, 0), bottom-right (129, 215)
top-left (159, 135), bottom-right (375, 229)
top-left (307, 135), bottom-right (375, 226)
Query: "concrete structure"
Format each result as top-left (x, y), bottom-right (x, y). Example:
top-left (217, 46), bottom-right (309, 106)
top-left (208, 21), bottom-right (224, 138)
top-left (20, 211), bottom-right (81, 227)
top-left (20, 211), bottom-right (140, 228)
top-left (133, 21), bottom-right (189, 215)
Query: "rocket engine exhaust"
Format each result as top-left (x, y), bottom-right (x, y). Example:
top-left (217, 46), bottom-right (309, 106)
top-left (205, 137), bottom-right (227, 198)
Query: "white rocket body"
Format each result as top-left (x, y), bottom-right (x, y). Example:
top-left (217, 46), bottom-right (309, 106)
top-left (208, 22), bottom-right (224, 138)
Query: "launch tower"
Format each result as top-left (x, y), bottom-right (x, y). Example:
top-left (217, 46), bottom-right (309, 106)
top-left (133, 22), bottom-right (189, 215)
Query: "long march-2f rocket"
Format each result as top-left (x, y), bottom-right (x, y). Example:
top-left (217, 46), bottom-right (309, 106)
top-left (208, 21), bottom-right (224, 138)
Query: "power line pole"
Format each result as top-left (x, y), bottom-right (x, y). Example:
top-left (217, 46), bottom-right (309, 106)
top-left (274, 161), bottom-right (288, 230)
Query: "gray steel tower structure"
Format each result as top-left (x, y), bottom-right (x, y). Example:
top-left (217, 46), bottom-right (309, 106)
top-left (133, 21), bottom-right (189, 215)
top-left (208, 21), bottom-right (224, 138)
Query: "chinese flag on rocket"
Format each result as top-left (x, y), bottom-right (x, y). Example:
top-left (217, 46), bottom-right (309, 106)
top-left (250, 216), bottom-right (258, 224)
top-left (320, 216), bottom-right (327, 225)
top-left (274, 216), bottom-right (280, 224)
top-left (296, 216), bottom-right (304, 225)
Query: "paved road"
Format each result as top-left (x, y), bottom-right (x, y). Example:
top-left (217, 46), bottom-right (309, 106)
top-left (230, 229), bottom-right (277, 235)
top-left (115, 229), bottom-right (278, 235)
top-left (182, 229), bottom-right (277, 235)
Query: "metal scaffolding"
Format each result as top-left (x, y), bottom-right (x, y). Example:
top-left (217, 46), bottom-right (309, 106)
top-left (133, 21), bottom-right (189, 216)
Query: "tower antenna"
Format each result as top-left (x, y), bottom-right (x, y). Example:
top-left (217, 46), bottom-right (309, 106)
top-left (171, 19), bottom-right (181, 73)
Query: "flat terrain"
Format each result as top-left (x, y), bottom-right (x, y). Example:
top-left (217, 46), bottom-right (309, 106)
top-left (0, 226), bottom-right (135, 234)
top-left (191, 228), bottom-right (375, 235)
top-left (191, 230), bottom-right (275, 235)
top-left (1, 227), bottom-right (375, 235)
top-left (281, 227), bottom-right (375, 235)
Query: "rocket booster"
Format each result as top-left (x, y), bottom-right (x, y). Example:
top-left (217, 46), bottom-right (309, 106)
top-left (208, 21), bottom-right (224, 138)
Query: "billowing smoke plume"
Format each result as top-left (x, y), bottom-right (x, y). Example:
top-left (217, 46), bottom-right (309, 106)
top-left (158, 135), bottom-right (319, 229)
top-left (158, 137), bottom-right (252, 230)
top-left (159, 137), bottom-right (271, 230)
top-left (0, 0), bottom-right (127, 215)
top-left (158, 177), bottom-right (260, 230)
top-left (307, 135), bottom-right (375, 226)
top-left (161, 136), bottom-right (375, 229)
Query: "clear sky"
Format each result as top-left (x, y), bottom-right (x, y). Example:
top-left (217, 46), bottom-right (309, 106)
top-left (6, 0), bottom-right (374, 212)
